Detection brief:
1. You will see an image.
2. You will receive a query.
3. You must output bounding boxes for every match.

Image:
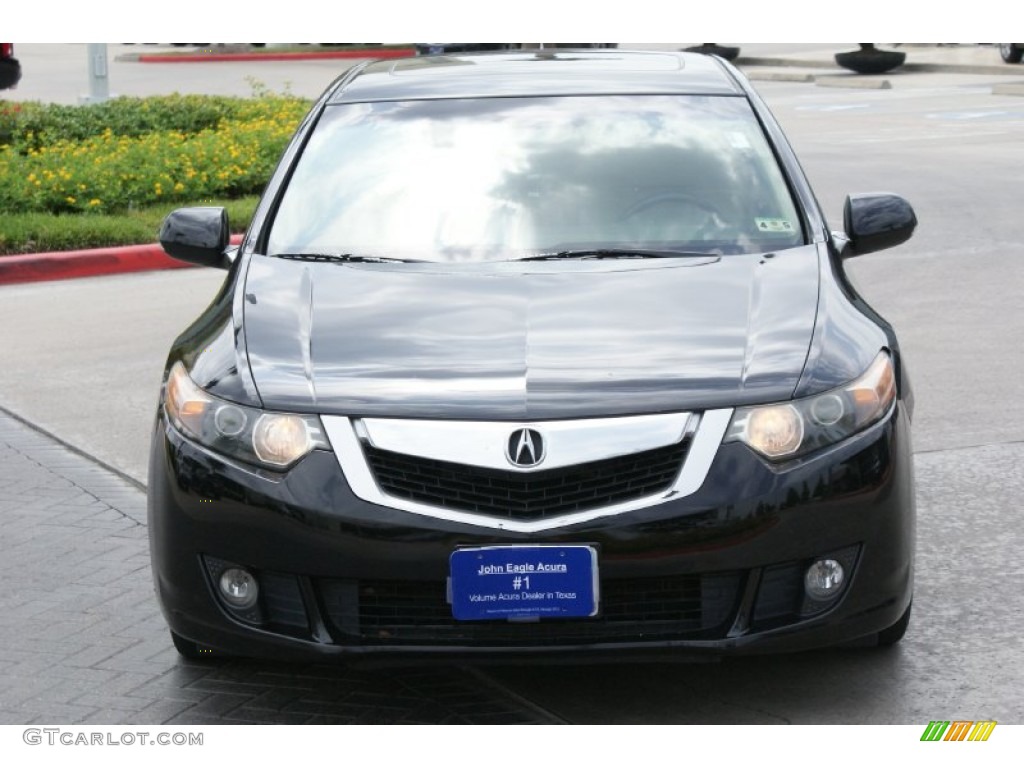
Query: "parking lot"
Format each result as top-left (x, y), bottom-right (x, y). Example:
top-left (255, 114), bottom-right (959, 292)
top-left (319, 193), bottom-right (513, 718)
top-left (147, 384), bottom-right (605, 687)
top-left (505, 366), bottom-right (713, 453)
top-left (2, 44), bottom-right (1024, 725)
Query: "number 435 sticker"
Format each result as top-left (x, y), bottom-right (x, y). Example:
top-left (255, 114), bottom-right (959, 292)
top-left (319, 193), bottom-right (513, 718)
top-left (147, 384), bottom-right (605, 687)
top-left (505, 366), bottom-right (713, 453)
top-left (755, 217), bottom-right (795, 233)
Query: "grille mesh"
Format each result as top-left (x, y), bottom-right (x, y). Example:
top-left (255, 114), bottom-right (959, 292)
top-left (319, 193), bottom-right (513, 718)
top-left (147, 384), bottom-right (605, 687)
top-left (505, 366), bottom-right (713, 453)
top-left (319, 572), bottom-right (742, 647)
top-left (261, 572), bottom-right (308, 630)
top-left (363, 439), bottom-right (690, 521)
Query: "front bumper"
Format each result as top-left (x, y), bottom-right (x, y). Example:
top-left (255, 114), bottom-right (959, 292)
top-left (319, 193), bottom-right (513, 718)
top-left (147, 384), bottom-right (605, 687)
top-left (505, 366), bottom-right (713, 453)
top-left (147, 405), bottom-right (915, 661)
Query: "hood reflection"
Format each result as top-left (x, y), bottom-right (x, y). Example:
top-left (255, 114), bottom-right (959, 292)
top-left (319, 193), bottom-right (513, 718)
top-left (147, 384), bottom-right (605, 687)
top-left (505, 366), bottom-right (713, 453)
top-left (242, 246), bottom-right (822, 419)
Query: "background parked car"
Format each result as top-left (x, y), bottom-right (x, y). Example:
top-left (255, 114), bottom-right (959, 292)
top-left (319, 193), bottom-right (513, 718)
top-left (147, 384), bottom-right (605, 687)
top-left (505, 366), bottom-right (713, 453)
top-left (0, 43), bottom-right (21, 90)
top-left (999, 43), bottom-right (1023, 63)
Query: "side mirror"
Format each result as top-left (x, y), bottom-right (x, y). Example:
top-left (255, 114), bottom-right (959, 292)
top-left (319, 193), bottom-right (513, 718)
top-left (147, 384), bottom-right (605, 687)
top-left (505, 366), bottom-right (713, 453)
top-left (159, 207), bottom-right (231, 269)
top-left (842, 193), bottom-right (917, 256)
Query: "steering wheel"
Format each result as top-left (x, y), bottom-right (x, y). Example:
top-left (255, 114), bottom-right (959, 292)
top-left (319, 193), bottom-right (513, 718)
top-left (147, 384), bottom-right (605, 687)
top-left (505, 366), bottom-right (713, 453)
top-left (620, 192), bottom-right (724, 224)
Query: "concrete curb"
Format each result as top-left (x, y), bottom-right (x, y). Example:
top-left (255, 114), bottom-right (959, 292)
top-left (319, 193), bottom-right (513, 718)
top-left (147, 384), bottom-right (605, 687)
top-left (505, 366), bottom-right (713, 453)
top-left (0, 234), bottom-right (243, 286)
top-left (992, 82), bottom-right (1024, 95)
top-left (120, 49), bottom-right (1019, 76)
top-left (132, 47), bottom-right (416, 64)
top-left (747, 71), bottom-right (817, 83)
top-left (816, 76), bottom-right (893, 90)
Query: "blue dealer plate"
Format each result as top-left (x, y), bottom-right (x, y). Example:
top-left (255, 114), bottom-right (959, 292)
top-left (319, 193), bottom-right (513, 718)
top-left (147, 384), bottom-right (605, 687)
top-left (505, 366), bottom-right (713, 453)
top-left (449, 545), bottom-right (599, 621)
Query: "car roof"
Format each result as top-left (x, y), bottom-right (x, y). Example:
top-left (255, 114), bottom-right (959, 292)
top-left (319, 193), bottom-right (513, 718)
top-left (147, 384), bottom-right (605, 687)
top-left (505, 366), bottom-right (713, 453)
top-left (326, 50), bottom-right (746, 104)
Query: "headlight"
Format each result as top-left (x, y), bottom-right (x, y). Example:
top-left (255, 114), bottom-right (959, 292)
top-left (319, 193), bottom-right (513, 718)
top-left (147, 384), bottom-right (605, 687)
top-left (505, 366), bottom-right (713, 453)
top-left (726, 351), bottom-right (896, 461)
top-left (164, 361), bottom-right (329, 469)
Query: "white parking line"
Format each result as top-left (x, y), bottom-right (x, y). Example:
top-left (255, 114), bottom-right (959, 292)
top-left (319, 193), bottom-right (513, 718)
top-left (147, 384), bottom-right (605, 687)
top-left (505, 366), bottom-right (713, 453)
top-left (794, 103), bottom-right (871, 112)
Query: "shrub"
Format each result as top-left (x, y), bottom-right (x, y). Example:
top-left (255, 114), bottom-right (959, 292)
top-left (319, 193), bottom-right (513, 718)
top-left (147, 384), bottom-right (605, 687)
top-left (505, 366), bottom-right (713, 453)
top-left (0, 92), bottom-right (309, 252)
top-left (0, 93), bottom-right (307, 151)
top-left (0, 96), bottom-right (310, 214)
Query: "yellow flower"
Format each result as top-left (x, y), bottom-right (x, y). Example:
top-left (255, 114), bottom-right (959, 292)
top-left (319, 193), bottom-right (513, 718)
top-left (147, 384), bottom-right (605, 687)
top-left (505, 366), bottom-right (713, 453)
top-left (66, 196), bottom-right (76, 204)
top-left (89, 199), bottom-right (101, 206)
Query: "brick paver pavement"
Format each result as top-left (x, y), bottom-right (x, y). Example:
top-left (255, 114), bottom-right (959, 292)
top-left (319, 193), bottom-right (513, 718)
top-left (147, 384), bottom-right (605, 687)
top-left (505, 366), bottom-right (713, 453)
top-left (0, 410), bottom-right (560, 724)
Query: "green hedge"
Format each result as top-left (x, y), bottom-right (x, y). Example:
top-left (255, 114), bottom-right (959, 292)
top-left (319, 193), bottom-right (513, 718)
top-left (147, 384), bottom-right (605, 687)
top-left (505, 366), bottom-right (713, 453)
top-left (0, 94), bottom-right (310, 215)
top-left (0, 93), bottom-right (308, 151)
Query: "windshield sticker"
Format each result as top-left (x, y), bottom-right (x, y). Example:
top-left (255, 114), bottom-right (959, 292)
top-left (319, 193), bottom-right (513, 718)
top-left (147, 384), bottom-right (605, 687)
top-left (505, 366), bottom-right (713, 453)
top-left (755, 218), bottom-right (796, 234)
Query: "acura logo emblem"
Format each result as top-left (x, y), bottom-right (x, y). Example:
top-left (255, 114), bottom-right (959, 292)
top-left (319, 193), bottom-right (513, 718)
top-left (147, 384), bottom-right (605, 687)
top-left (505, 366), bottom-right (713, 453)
top-left (507, 428), bottom-right (545, 468)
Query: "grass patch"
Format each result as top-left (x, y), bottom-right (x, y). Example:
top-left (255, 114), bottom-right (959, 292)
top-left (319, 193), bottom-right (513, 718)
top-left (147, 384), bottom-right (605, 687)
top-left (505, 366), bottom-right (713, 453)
top-left (0, 197), bottom-right (258, 255)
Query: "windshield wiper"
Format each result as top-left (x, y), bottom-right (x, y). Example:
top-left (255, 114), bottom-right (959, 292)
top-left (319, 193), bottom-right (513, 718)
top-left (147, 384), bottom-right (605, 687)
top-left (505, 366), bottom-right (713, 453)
top-left (517, 248), bottom-right (721, 262)
top-left (271, 252), bottom-right (421, 264)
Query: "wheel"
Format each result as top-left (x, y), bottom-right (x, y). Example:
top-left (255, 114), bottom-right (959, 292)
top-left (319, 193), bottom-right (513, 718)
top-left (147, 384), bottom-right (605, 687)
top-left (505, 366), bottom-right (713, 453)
top-left (170, 631), bottom-right (221, 660)
top-left (1000, 44), bottom-right (1023, 64)
top-left (877, 601), bottom-right (912, 646)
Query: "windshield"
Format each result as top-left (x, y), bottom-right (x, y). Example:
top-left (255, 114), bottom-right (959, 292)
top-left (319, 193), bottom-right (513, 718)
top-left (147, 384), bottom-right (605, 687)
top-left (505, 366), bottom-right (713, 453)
top-left (266, 95), bottom-right (806, 263)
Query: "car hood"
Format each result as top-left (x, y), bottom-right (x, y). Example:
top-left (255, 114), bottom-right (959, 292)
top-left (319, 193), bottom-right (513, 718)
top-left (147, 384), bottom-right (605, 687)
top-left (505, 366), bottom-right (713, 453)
top-left (240, 247), bottom-right (821, 419)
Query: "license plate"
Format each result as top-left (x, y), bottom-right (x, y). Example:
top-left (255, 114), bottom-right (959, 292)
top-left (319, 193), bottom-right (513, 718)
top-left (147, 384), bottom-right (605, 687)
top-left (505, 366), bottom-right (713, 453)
top-left (449, 545), bottom-right (599, 621)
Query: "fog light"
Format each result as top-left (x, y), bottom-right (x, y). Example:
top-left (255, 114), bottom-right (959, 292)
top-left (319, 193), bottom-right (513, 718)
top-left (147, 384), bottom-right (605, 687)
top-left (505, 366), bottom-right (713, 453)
top-left (218, 568), bottom-right (259, 609)
top-left (804, 559), bottom-right (845, 600)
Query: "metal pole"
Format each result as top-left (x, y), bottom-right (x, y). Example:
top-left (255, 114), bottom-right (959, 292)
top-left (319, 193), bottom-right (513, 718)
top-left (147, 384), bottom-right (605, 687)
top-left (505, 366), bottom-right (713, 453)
top-left (82, 44), bottom-right (110, 104)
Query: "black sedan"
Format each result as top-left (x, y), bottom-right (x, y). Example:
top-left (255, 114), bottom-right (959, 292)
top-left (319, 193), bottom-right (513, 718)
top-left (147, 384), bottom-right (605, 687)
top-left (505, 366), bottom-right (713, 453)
top-left (150, 50), bottom-right (917, 661)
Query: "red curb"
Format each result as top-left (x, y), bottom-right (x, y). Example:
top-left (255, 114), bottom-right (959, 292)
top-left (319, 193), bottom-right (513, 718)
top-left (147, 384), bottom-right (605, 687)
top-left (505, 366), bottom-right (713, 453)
top-left (138, 48), bottom-right (416, 64)
top-left (0, 235), bottom-right (244, 286)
